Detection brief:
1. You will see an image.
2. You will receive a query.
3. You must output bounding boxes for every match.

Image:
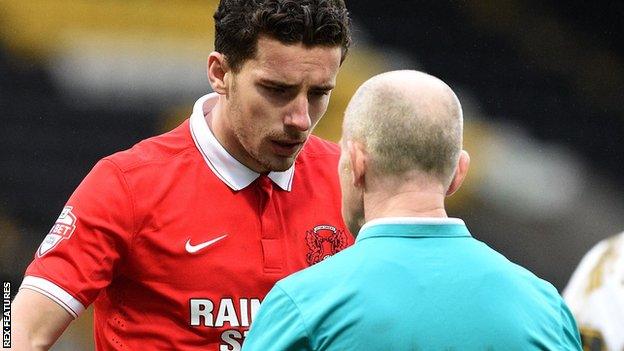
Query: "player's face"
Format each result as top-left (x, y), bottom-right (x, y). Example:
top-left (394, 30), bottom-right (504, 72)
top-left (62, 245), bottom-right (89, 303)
top-left (225, 36), bottom-right (342, 173)
top-left (338, 139), bottom-right (364, 236)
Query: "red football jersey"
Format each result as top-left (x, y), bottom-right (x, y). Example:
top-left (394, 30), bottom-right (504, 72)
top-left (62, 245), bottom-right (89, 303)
top-left (21, 93), bottom-right (353, 350)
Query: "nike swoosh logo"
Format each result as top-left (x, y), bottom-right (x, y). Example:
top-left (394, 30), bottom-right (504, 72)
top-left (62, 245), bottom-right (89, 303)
top-left (185, 234), bottom-right (228, 254)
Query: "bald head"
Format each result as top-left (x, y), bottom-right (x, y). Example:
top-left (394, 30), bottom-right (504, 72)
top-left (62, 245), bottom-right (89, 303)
top-left (343, 70), bottom-right (463, 186)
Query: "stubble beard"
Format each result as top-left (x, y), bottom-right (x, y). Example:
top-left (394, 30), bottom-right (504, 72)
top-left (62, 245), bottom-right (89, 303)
top-left (229, 107), bottom-right (297, 173)
top-left (228, 81), bottom-right (302, 173)
top-left (245, 133), bottom-right (296, 172)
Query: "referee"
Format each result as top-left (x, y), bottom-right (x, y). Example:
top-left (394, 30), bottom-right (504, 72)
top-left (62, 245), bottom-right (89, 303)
top-left (243, 70), bottom-right (582, 351)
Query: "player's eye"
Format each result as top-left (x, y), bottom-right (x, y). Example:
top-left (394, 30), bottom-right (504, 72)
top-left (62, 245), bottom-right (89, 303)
top-left (310, 90), bottom-right (330, 98)
top-left (263, 85), bottom-right (287, 95)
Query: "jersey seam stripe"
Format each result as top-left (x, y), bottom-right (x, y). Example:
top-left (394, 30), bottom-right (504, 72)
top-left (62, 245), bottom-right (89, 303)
top-left (101, 159), bottom-right (139, 245)
top-left (274, 284), bottom-right (315, 349)
top-left (559, 300), bottom-right (579, 348)
top-left (116, 147), bottom-right (197, 173)
top-left (558, 299), bottom-right (565, 346)
top-left (20, 285), bottom-right (78, 318)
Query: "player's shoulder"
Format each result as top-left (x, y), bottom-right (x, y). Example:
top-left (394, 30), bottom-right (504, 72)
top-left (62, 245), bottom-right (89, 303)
top-left (570, 232), bottom-right (624, 282)
top-left (582, 232), bottom-right (624, 265)
top-left (566, 232), bottom-right (624, 292)
top-left (296, 135), bottom-right (340, 172)
top-left (300, 135), bottom-right (340, 158)
top-left (104, 120), bottom-right (195, 172)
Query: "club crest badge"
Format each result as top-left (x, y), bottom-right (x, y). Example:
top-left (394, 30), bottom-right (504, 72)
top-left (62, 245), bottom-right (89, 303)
top-left (37, 206), bottom-right (77, 257)
top-left (305, 224), bottom-right (348, 265)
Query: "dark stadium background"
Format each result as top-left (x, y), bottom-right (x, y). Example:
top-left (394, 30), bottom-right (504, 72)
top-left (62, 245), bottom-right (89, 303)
top-left (1, 1), bottom-right (623, 349)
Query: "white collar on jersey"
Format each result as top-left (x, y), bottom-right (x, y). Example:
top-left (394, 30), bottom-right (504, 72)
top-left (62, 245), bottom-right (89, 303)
top-left (189, 93), bottom-right (295, 192)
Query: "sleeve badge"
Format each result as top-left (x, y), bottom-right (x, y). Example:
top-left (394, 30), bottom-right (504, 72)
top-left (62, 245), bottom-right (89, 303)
top-left (37, 206), bottom-right (77, 257)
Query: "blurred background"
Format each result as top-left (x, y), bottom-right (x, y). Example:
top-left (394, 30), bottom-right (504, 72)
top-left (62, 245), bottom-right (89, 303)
top-left (1, 0), bottom-right (623, 349)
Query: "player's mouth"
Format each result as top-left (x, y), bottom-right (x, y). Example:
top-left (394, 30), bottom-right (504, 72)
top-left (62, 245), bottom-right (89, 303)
top-left (270, 139), bottom-right (304, 156)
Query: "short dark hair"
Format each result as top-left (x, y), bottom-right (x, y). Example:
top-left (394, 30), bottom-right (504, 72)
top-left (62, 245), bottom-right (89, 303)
top-left (214, 0), bottom-right (351, 72)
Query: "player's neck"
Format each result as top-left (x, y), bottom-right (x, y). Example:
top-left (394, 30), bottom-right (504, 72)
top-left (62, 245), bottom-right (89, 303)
top-left (206, 98), bottom-right (229, 150)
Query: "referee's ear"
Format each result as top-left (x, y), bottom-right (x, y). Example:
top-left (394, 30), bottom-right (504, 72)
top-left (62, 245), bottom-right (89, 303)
top-left (446, 150), bottom-right (470, 197)
top-left (348, 140), bottom-right (368, 190)
top-left (207, 52), bottom-right (230, 96)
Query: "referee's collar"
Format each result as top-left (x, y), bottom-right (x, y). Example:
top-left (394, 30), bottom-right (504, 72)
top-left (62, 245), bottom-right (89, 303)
top-left (189, 93), bottom-right (295, 192)
top-left (356, 217), bottom-right (471, 243)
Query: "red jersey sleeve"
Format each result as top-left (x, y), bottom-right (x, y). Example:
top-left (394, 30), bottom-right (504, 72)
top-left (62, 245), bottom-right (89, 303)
top-left (21, 158), bottom-right (135, 318)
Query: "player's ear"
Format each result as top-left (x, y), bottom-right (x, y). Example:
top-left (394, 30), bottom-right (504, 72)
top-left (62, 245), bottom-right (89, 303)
top-left (348, 140), bottom-right (368, 189)
top-left (446, 150), bottom-right (470, 196)
top-left (207, 52), bottom-right (230, 95)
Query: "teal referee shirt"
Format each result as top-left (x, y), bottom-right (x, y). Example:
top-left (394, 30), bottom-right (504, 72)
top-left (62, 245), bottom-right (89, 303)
top-left (242, 218), bottom-right (581, 350)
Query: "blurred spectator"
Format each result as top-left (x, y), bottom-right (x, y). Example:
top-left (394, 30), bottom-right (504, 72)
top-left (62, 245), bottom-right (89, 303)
top-left (564, 232), bottom-right (624, 351)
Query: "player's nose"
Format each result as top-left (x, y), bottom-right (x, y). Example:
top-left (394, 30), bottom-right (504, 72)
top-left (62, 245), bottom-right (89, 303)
top-left (284, 95), bottom-right (311, 132)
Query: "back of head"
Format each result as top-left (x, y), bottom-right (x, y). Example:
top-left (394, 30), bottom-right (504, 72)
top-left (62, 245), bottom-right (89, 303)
top-left (214, 0), bottom-right (351, 72)
top-left (343, 70), bottom-right (463, 187)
